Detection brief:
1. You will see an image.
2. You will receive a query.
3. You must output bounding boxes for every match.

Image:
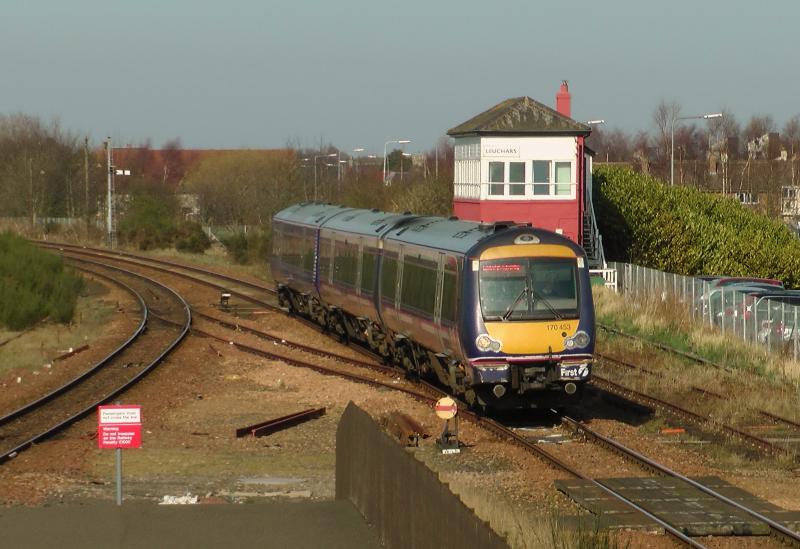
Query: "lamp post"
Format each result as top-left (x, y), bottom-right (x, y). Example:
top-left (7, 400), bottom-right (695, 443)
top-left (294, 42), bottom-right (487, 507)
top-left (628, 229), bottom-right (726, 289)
top-left (352, 147), bottom-right (365, 182)
top-left (383, 139), bottom-right (411, 184)
top-left (671, 112), bottom-right (722, 186)
top-left (313, 153), bottom-right (337, 201)
top-left (400, 152), bottom-right (412, 182)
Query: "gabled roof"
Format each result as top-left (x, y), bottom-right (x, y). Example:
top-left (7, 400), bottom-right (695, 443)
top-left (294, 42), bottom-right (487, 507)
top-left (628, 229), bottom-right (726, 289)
top-left (447, 96), bottom-right (590, 136)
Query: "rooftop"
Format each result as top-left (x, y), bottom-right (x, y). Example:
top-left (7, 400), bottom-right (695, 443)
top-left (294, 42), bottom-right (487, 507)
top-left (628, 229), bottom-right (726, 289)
top-left (447, 96), bottom-right (590, 136)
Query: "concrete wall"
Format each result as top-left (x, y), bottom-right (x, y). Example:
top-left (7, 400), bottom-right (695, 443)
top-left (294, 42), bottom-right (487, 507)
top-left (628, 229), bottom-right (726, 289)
top-left (335, 402), bottom-right (508, 549)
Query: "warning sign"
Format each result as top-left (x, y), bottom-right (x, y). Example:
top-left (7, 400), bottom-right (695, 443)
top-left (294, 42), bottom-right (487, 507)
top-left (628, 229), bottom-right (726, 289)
top-left (98, 405), bottom-right (142, 449)
top-left (434, 397), bottom-right (458, 420)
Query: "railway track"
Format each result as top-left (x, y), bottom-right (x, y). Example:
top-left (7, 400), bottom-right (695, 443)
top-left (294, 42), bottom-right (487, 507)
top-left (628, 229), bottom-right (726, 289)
top-left (34, 243), bottom-right (800, 545)
top-left (0, 258), bottom-right (190, 463)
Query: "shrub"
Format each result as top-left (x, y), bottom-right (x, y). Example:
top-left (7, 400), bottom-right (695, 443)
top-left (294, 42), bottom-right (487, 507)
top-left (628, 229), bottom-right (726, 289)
top-left (220, 229), bottom-right (270, 265)
top-left (174, 222), bottom-right (211, 253)
top-left (594, 166), bottom-right (800, 286)
top-left (0, 232), bottom-right (83, 329)
top-left (117, 188), bottom-right (178, 250)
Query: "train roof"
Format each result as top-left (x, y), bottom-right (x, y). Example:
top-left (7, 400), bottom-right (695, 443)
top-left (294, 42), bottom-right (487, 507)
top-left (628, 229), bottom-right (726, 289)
top-left (321, 208), bottom-right (417, 237)
top-left (273, 203), bottom-right (583, 256)
top-left (273, 203), bottom-right (353, 228)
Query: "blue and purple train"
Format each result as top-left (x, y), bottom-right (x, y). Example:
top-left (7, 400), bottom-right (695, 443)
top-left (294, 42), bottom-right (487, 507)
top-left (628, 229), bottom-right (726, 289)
top-left (270, 203), bottom-right (595, 410)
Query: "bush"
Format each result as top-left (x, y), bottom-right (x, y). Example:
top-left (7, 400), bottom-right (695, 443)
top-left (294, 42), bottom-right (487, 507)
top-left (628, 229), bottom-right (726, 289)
top-left (594, 166), bottom-right (800, 286)
top-left (220, 229), bottom-right (270, 265)
top-left (0, 232), bottom-right (83, 329)
top-left (117, 188), bottom-right (178, 250)
top-left (174, 222), bottom-right (211, 253)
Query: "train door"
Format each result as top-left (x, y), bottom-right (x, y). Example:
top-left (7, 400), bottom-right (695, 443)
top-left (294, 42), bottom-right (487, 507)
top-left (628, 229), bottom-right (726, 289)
top-left (434, 253), bottom-right (446, 351)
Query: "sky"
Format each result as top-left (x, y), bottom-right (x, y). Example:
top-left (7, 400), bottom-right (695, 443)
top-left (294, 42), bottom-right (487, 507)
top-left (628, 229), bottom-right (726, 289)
top-left (2, 0), bottom-right (798, 154)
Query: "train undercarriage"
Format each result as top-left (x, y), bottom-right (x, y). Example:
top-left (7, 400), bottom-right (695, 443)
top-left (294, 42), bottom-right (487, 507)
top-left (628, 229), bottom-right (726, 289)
top-left (277, 284), bottom-right (585, 410)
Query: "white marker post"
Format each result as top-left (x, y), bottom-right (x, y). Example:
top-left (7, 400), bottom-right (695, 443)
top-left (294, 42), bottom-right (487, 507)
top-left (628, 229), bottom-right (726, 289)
top-left (97, 405), bottom-right (142, 505)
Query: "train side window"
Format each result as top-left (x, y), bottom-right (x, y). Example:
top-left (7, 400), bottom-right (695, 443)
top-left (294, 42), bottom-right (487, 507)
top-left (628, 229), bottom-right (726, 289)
top-left (319, 237), bottom-right (333, 282)
top-left (334, 240), bottom-right (357, 287)
top-left (301, 230), bottom-right (316, 274)
top-left (401, 255), bottom-right (437, 317)
top-left (361, 248), bottom-right (376, 295)
top-left (381, 253), bottom-right (398, 304)
top-left (284, 226), bottom-right (303, 268)
top-left (441, 257), bottom-right (458, 323)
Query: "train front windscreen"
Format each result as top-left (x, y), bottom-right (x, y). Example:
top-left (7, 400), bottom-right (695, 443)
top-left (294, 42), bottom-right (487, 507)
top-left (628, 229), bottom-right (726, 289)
top-left (479, 257), bottom-right (579, 321)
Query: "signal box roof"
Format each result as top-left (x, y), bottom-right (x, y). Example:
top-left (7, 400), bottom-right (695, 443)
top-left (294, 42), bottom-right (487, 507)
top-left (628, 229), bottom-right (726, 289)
top-left (447, 96), bottom-right (590, 136)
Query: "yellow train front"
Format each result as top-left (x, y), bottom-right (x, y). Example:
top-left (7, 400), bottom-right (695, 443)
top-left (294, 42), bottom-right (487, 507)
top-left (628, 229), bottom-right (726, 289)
top-left (271, 203), bottom-right (595, 411)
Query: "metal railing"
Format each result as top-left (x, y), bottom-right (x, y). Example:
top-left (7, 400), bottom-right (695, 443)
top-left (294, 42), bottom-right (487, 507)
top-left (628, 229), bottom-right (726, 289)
top-left (608, 262), bottom-right (800, 361)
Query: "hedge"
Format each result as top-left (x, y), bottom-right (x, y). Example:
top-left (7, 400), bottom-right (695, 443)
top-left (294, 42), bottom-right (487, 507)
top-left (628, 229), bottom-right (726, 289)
top-left (0, 232), bottom-right (84, 329)
top-left (593, 166), bottom-right (800, 288)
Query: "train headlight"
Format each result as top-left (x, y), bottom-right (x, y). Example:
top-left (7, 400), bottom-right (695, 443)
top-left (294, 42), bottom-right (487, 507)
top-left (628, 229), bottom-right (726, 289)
top-left (573, 331), bottom-right (591, 348)
top-left (563, 331), bottom-right (590, 350)
top-left (476, 334), bottom-right (501, 352)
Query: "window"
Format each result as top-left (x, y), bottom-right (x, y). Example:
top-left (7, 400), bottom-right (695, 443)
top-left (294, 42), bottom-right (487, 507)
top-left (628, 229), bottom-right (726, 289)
top-left (401, 255), bottom-right (438, 316)
top-left (555, 162), bottom-right (572, 196)
top-left (333, 240), bottom-right (358, 287)
top-left (479, 258), bottom-right (579, 321)
top-left (361, 248), bottom-right (376, 294)
top-left (319, 237), bottom-right (333, 282)
top-left (441, 258), bottom-right (459, 323)
top-left (533, 160), bottom-right (550, 195)
top-left (509, 162), bottom-right (525, 196)
top-left (381, 253), bottom-right (398, 303)
top-left (489, 162), bottom-right (504, 196)
top-left (301, 230), bottom-right (316, 274)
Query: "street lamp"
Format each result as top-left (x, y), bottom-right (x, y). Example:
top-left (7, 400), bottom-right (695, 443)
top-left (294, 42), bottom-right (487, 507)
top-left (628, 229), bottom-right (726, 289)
top-left (671, 112), bottom-right (722, 186)
top-left (352, 148), bottom-right (365, 181)
top-left (400, 152), bottom-right (412, 182)
top-left (586, 119), bottom-right (605, 125)
top-left (313, 153), bottom-right (337, 201)
top-left (383, 139), bottom-right (411, 184)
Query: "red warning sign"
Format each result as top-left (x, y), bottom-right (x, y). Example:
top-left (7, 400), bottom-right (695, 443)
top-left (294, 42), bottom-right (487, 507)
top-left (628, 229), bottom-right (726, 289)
top-left (97, 405), bottom-right (142, 449)
top-left (434, 397), bottom-right (458, 420)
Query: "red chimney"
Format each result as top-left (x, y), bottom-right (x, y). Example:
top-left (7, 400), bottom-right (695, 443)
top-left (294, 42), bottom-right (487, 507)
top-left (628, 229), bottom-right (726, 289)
top-left (556, 80), bottom-right (571, 118)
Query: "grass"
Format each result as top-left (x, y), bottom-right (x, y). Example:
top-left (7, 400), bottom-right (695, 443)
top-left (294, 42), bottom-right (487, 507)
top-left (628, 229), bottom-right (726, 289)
top-left (0, 278), bottom-right (118, 375)
top-left (593, 285), bottom-right (800, 468)
top-left (593, 286), bottom-right (800, 381)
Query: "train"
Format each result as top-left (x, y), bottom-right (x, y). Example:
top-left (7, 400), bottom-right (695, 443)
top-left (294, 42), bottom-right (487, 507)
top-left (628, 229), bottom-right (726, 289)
top-left (270, 203), bottom-right (595, 410)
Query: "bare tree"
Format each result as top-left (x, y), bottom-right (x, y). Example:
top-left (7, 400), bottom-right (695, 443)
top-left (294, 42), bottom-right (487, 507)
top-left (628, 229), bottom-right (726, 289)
top-left (653, 99), bottom-right (682, 160)
top-left (743, 115), bottom-right (775, 143)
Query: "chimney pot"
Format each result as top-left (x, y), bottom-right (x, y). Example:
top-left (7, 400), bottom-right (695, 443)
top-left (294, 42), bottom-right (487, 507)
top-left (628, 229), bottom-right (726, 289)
top-left (556, 80), bottom-right (571, 118)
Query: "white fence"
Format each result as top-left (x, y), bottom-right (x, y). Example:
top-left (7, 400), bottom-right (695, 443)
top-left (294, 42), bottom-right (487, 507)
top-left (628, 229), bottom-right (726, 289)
top-left (608, 261), bottom-right (800, 361)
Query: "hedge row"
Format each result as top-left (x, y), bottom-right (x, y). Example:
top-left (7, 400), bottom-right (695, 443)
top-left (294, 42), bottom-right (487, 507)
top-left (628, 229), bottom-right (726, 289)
top-left (0, 232), bottom-right (84, 330)
top-left (593, 166), bottom-right (800, 287)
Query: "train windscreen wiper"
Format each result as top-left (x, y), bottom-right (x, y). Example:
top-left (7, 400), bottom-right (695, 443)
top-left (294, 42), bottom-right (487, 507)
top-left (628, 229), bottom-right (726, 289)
top-left (502, 287), bottom-right (528, 321)
top-left (529, 289), bottom-right (564, 320)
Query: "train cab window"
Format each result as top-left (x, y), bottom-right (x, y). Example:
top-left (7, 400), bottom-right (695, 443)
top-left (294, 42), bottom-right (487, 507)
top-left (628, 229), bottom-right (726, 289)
top-left (361, 248), bottom-right (377, 294)
top-left (479, 257), bottom-right (578, 321)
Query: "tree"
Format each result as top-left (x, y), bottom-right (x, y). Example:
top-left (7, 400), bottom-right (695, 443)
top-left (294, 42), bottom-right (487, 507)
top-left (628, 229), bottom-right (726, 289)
top-left (743, 115), bottom-right (775, 143)
top-left (652, 99), bottom-right (682, 161)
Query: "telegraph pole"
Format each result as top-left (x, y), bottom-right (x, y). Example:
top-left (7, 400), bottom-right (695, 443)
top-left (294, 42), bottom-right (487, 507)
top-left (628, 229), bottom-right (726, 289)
top-left (106, 137), bottom-right (115, 249)
top-left (84, 137), bottom-right (90, 233)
